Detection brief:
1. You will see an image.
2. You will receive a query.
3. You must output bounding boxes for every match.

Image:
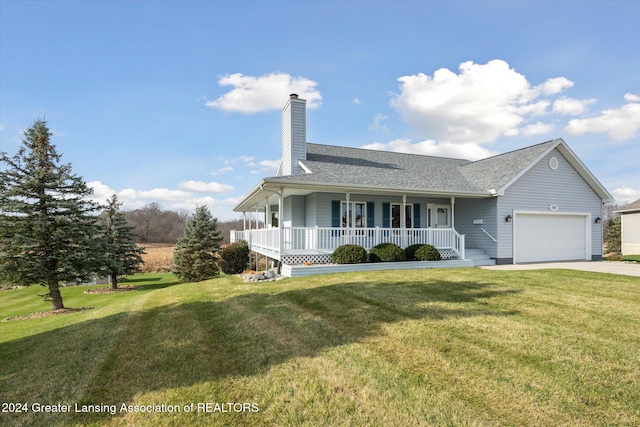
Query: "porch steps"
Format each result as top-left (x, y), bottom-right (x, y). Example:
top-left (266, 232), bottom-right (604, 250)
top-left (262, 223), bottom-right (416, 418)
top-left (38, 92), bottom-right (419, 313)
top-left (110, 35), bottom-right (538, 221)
top-left (465, 249), bottom-right (496, 267)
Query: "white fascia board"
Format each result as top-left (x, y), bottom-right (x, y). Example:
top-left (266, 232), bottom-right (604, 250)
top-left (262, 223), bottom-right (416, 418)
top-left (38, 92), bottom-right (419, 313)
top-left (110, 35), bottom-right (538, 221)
top-left (298, 160), bottom-right (313, 174)
top-left (260, 178), bottom-right (490, 198)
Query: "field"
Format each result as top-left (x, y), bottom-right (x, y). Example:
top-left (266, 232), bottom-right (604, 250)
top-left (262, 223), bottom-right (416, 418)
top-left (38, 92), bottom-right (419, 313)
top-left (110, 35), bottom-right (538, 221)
top-left (1, 269), bottom-right (639, 426)
top-left (138, 244), bottom-right (175, 273)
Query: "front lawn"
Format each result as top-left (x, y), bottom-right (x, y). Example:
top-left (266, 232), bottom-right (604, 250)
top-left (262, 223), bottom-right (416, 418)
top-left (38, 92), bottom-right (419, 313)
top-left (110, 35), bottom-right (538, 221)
top-left (1, 269), bottom-right (638, 426)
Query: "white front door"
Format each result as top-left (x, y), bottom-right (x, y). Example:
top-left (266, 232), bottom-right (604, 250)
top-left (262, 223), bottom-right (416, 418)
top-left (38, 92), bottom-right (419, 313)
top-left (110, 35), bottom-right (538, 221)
top-left (435, 205), bottom-right (450, 228)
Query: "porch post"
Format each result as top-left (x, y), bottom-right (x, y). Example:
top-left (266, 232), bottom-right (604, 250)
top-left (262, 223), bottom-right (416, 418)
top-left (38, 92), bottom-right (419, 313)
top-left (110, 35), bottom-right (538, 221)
top-left (278, 188), bottom-right (284, 259)
top-left (402, 194), bottom-right (407, 248)
top-left (243, 212), bottom-right (246, 231)
top-left (265, 199), bottom-right (270, 227)
top-left (345, 192), bottom-right (350, 244)
top-left (451, 196), bottom-right (455, 228)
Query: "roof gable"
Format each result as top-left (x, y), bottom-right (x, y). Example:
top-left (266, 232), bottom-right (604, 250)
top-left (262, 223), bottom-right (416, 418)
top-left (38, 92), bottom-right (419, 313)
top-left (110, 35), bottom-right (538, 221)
top-left (617, 199), bottom-right (640, 214)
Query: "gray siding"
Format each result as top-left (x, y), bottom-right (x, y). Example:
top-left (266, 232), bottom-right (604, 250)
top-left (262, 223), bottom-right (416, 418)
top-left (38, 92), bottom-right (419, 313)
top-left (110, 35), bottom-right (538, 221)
top-left (281, 97), bottom-right (306, 176)
top-left (283, 196), bottom-right (306, 227)
top-left (497, 148), bottom-right (603, 260)
top-left (454, 197), bottom-right (498, 258)
top-left (305, 193), bottom-right (317, 226)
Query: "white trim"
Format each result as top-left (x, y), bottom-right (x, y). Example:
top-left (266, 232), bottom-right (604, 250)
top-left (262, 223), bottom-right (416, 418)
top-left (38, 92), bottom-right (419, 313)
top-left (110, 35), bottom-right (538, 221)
top-left (298, 160), bottom-right (312, 174)
top-left (512, 210), bottom-right (591, 264)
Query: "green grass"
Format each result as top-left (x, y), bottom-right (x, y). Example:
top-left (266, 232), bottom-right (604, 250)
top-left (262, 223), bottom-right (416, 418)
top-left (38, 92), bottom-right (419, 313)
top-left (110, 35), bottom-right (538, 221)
top-left (1, 269), bottom-right (639, 426)
top-left (623, 254), bottom-right (640, 262)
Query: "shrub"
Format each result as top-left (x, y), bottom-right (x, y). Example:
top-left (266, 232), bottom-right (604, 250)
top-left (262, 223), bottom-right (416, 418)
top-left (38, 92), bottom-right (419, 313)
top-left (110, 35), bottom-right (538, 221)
top-left (414, 244), bottom-right (442, 261)
top-left (332, 244), bottom-right (368, 264)
top-left (369, 243), bottom-right (406, 262)
top-left (404, 244), bottom-right (425, 261)
top-left (219, 240), bottom-right (250, 274)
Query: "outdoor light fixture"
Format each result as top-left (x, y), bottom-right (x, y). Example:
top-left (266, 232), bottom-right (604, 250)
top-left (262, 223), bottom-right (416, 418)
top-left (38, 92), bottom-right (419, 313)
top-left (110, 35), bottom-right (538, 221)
top-left (595, 217), bottom-right (601, 224)
top-left (505, 215), bottom-right (512, 222)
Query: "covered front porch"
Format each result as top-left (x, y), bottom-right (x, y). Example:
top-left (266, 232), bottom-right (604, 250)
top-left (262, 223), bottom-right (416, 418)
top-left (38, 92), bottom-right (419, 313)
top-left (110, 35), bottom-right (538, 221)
top-left (230, 226), bottom-right (466, 264)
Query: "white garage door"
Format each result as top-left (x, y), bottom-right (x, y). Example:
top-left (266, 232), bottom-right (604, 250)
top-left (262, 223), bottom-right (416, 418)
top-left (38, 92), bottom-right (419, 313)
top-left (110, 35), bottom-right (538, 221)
top-left (515, 214), bottom-right (588, 263)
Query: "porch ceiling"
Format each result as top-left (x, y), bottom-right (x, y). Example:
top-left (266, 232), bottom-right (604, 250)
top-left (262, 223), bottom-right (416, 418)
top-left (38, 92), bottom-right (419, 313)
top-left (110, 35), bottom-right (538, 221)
top-left (234, 178), bottom-right (490, 212)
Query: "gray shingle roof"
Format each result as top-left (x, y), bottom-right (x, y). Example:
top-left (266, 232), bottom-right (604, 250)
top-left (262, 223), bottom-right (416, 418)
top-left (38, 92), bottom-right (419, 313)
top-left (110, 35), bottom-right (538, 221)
top-left (265, 141), bottom-right (560, 195)
top-left (618, 199), bottom-right (640, 213)
top-left (458, 139), bottom-right (559, 191)
top-left (267, 143), bottom-right (483, 193)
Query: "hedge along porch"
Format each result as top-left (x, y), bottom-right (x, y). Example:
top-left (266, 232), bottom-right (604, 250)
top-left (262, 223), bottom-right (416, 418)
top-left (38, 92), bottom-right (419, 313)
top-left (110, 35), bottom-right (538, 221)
top-left (231, 94), bottom-right (613, 276)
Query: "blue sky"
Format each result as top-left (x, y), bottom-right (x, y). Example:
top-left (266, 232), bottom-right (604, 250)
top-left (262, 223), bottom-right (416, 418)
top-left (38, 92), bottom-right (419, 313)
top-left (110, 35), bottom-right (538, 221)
top-left (1, 0), bottom-right (638, 220)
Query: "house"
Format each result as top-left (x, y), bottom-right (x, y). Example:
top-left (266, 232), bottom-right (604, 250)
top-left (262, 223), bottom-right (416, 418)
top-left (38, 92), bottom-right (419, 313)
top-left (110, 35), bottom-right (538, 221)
top-left (231, 94), bottom-right (613, 276)
top-left (617, 199), bottom-right (640, 255)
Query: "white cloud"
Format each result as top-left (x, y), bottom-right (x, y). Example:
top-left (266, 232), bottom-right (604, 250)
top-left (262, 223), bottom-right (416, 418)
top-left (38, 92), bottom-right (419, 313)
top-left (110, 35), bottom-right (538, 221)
top-left (179, 180), bottom-right (233, 193)
top-left (119, 188), bottom-right (192, 201)
top-left (565, 101), bottom-right (640, 140)
top-left (0, 124), bottom-right (4, 131)
top-left (612, 187), bottom-right (640, 205)
top-left (87, 181), bottom-right (117, 204)
top-left (624, 93), bottom-right (640, 102)
top-left (391, 59), bottom-right (572, 146)
top-left (361, 138), bottom-right (496, 161)
top-left (224, 155), bottom-right (255, 165)
top-left (521, 122), bottom-right (555, 136)
top-left (259, 159), bottom-right (280, 174)
top-left (353, 97), bottom-right (361, 104)
top-left (552, 97), bottom-right (596, 115)
top-left (369, 114), bottom-right (390, 134)
top-left (206, 72), bottom-right (322, 113)
top-left (210, 166), bottom-right (233, 176)
top-left (537, 77), bottom-right (574, 95)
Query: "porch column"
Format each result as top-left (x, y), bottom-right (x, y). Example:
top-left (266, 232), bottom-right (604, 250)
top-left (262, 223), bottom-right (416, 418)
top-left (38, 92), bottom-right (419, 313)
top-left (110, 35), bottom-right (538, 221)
top-left (265, 199), bottom-right (270, 227)
top-left (402, 194), bottom-right (407, 248)
top-left (345, 192), bottom-right (350, 245)
top-left (451, 196), bottom-right (456, 228)
top-left (278, 188), bottom-right (284, 259)
top-left (243, 212), bottom-right (246, 231)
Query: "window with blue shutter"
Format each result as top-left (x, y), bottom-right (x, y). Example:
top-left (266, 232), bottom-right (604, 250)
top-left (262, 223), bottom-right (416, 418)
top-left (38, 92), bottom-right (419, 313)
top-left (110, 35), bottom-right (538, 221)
top-left (331, 200), bottom-right (340, 227)
top-left (414, 204), bottom-right (420, 228)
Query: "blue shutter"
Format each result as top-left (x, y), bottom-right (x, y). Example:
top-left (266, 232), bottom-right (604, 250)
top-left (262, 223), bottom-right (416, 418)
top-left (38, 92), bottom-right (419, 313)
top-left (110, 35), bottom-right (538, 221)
top-left (367, 202), bottom-right (375, 227)
top-left (382, 202), bottom-right (390, 228)
top-left (331, 200), bottom-right (340, 227)
top-left (414, 204), bottom-right (420, 228)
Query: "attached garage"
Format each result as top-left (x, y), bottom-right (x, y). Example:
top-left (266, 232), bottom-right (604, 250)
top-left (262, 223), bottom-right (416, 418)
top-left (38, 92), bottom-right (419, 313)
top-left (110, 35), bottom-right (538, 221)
top-left (514, 212), bottom-right (591, 263)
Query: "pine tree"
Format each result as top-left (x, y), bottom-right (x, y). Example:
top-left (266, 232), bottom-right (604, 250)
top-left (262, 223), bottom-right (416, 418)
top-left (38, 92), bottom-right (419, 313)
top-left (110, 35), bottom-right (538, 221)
top-left (98, 194), bottom-right (145, 289)
top-left (0, 119), bottom-right (103, 310)
top-left (173, 205), bottom-right (222, 282)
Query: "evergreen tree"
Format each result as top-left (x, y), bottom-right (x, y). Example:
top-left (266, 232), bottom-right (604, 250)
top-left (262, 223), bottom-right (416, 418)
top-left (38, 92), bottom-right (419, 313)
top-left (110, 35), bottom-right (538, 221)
top-left (604, 215), bottom-right (621, 254)
top-left (0, 119), bottom-right (102, 310)
top-left (98, 194), bottom-right (145, 289)
top-left (173, 205), bottom-right (222, 282)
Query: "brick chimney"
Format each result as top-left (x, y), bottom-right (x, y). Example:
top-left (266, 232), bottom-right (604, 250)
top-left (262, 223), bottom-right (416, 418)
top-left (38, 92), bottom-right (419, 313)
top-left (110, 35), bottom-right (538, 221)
top-left (280, 94), bottom-right (306, 176)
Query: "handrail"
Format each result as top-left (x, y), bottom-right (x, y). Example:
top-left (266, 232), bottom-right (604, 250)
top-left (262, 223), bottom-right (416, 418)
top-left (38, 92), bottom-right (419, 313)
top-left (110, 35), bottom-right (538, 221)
top-left (480, 227), bottom-right (498, 243)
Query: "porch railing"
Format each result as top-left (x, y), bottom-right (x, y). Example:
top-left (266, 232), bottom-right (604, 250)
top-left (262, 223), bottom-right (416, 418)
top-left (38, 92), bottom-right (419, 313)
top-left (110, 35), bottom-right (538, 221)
top-left (231, 227), bottom-right (465, 260)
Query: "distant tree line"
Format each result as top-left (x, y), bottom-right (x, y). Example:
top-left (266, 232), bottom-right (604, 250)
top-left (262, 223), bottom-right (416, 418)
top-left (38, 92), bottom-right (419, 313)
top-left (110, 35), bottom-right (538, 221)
top-left (122, 205), bottom-right (245, 244)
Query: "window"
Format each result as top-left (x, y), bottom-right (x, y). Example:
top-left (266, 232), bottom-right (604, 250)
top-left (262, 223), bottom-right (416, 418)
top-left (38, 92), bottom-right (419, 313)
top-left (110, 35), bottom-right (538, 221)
top-left (341, 201), bottom-right (366, 228)
top-left (391, 203), bottom-right (413, 228)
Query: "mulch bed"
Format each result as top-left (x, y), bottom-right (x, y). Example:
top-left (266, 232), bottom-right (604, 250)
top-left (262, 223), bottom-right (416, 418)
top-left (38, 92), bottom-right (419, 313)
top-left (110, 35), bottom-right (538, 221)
top-left (84, 285), bottom-right (143, 294)
top-left (2, 307), bottom-right (94, 322)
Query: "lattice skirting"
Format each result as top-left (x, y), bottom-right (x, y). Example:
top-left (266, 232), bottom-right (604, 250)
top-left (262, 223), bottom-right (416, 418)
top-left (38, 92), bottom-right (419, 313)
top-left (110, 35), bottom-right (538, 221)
top-left (281, 254), bottom-right (333, 265)
top-left (281, 250), bottom-right (454, 265)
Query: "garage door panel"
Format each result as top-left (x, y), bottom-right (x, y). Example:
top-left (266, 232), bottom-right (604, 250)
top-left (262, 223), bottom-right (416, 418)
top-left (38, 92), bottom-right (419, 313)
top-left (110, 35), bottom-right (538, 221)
top-left (515, 214), bottom-right (587, 263)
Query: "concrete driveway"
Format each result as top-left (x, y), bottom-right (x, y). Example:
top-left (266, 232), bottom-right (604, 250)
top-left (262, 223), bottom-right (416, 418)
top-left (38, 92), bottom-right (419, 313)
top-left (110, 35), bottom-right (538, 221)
top-left (481, 261), bottom-right (640, 277)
